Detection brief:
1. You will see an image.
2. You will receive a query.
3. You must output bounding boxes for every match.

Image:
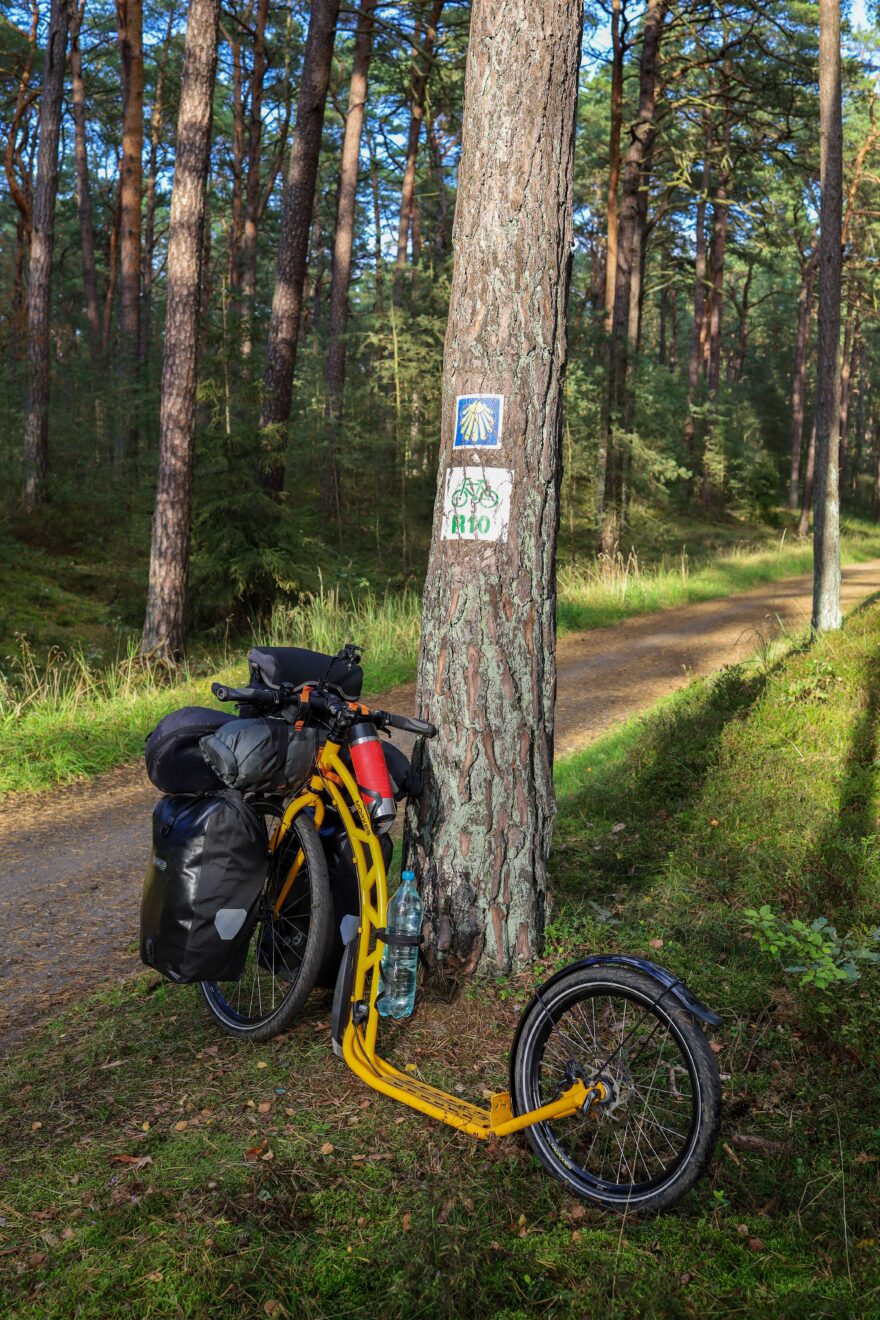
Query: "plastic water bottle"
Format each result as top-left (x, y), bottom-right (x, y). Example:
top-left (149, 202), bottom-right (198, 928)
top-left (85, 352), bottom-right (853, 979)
top-left (378, 870), bottom-right (422, 1019)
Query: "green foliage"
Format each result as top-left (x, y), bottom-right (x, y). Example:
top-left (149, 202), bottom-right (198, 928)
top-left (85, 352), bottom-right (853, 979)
top-left (744, 904), bottom-right (880, 992)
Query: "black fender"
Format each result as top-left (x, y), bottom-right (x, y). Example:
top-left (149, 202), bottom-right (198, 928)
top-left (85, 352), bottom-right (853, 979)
top-left (509, 954), bottom-right (722, 1094)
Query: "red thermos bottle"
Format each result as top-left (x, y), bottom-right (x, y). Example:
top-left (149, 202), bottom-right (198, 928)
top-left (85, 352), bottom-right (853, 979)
top-left (348, 721), bottom-right (397, 834)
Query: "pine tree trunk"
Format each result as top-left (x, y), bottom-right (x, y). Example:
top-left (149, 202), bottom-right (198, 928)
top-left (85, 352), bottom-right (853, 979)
top-left (393, 0), bottom-right (443, 297)
top-left (603, 0), bottom-right (625, 321)
top-left (116, 0), bottom-right (144, 467)
top-left (322, 0), bottom-right (377, 530)
top-left (682, 113), bottom-right (710, 487)
top-left (788, 249), bottom-right (816, 509)
top-left (259, 0), bottom-right (340, 491)
top-left (812, 0), bottom-right (843, 632)
top-left (141, 0), bottom-right (221, 659)
top-left (602, 0), bottom-right (667, 546)
top-left (142, 4), bottom-right (176, 367)
top-left (240, 0), bottom-right (270, 357)
top-left (22, 0), bottom-right (73, 511)
top-left (70, 1), bottom-right (101, 358)
top-left (405, 0), bottom-right (584, 977)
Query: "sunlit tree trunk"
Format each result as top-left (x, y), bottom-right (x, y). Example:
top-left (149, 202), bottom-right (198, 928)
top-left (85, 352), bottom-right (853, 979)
top-left (240, 0), bottom-right (270, 356)
top-left (812, 0), bottom-right (842, 632)
top-left (601, 0), bottom-right (668, 549)
top-left (141, 0), bottom-right (221, 658)
top-left (22, 0), bottom-right (73, 511)
top-left (322, 0), bottom-right (377, 532)
top-left (406, 0), bottom-right (584, 976)
top-left (259, 0), bottom-right (339, 491)
top-left (393, 0), bottom-right (443, 296)
top-left (70, 1), bottom-right (101, 358)
top-left (115, 0), bottom-right (144, 467)
top-left (603, 0), bottom-right (625, 321)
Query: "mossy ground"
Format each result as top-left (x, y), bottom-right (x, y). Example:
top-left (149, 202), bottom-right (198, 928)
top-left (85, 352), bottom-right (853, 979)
top-left (3, 600), bottom-right (880, 1316)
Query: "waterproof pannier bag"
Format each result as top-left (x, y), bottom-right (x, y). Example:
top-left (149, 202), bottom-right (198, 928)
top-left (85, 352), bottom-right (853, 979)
top-left (140, 791), bottom-right (267, 983)
top-left (145, 706), bottom-right (235, 794)
top-left (247, 646), bottom-right (363, 698)
top-left (199, 718), bottom-right (317, 795)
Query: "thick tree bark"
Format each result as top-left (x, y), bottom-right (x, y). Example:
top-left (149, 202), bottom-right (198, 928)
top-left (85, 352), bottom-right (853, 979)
top-left (406, 0), bottom-right (584, 976)
top-left (115, 0), bottom-right (144, 466)
top-left (728, 260), bottom-right (753, 387)
top-left (601, 0), bottom-right (667, 548)
top-left (21, 0), bottom-right (73, 511)
top-left (322, 0), bottom-right (377, 530)
top-left (393, 0), bottom-right (443, 294)
top-left (798, 413), bottom-right (817, 536)
top-left (259, 0), bottom-right (340, 491)
top-left (141, 0), bottom-right (221, 659)
top-left (70, 1), bottom-right (101, 358)
top-left (812, 0), bottom-right (843, 632)
top-left (603, 0), bottom-right (625, 321)
top-left (240, 0), bottom-right (270, 356)
top-left (788, 248), bottom-right (817, 509)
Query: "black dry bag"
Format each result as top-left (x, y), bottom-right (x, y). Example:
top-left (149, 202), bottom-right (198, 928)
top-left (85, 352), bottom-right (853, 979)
top-left (145, 706), bottom-right (234, 794)
top-left (199, 718), bottom-right (316, 795)
top-left (140, 791), bottom-right (267, 983)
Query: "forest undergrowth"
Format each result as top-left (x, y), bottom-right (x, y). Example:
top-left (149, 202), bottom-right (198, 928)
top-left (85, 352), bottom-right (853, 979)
top-left (2, 516), bottom-right (880, 799)
top-left (2, 600), bottom-right (879, 1316)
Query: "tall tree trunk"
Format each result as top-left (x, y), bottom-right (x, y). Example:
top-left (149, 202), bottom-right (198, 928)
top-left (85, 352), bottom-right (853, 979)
top-left (240, 0), bottom-right (270, 356)
top-left (70, 1), bottom-right (101, 358)
top-left (837, 295), bottom-right (859, 486)
top-left (369, 135), bottom-right (385, 312)
top-left (142, 3), bottom-right (176, 366)
top-left (259, 0), bottom-right (340, 492)
top-left (102, 180), bottom-right (122, 356)
top-left (812, 0), bottom-right (843, 632)
top-left (406, 0), bottom-right (584, 976)
top-left (141, 0), bottom-right (221, 659)
top-left (788, 248), bottom-right (817, 509)
top-left (116, 0), bottom-right (144, 467)
top-left (224, 12), bottom-right (246, 292)
top-left (393, 0), bottom-right (443, 296)
top-left (727, 260), bottom-right (753, 386)
top-left (682, 131), bottom-right (710, 485)
top-left (603, 0), bottom-right (625, 321)
top-left (798, 413), bottom-right (817, 536)
top-left (21, 0), bottom-right (73, 511)
top-left (322, 0), bottom-right (377, 532)
top-left (601, 0), bottom-right (667, 548)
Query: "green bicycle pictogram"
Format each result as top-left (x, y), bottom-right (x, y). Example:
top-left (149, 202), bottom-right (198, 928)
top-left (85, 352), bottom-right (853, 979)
top-left (450, 475), bottom-right (500, 509)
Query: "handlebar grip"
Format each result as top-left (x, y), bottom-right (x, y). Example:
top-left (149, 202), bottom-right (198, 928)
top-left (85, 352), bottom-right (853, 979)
top-left (211, 682), bottom-right (279, 706)
top-left (385, 712), bottom-right (437, 738)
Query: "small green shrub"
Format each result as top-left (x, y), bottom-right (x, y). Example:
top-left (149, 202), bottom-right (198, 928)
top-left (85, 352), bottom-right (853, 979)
top-left (744, 905), bottom-right (880, 994)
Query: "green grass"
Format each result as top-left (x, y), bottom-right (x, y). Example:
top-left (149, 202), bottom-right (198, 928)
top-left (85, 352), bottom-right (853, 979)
top-left (2, 516), bottom-right (880, 800)
top-left (3, 602), bottom-right (880, 1315)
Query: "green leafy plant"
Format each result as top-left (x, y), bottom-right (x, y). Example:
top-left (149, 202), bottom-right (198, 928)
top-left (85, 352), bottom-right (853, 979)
top-left (744, 905), bottom-right (880, 993)
top-left (779, 659), bottom-right (842, 705)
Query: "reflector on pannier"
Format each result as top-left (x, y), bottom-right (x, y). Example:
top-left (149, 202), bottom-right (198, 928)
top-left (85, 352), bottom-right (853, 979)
top-left (145, 706), bottom-right (235, 795)
top-left (199, 718), bottom-right (316, 795)
top-left (247, 646), bottom-right (363, 698)
top-left (140, 791), bottom-right (267, 983)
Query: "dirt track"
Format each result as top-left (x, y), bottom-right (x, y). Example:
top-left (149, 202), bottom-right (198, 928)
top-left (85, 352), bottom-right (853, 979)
top-left (3, 559), bottom-right (879, 1051)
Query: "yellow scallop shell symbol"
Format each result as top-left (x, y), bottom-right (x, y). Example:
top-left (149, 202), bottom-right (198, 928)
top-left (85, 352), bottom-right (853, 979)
top-left (460, 399), bottom-right (497, 444)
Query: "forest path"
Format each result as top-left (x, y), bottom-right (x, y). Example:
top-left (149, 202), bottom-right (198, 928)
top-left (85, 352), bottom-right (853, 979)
top-left (3, 559), bottom-right (879, 1051)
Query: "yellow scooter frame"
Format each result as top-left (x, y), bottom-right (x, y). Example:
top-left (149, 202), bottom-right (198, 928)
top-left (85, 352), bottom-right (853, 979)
top-left (276, 737), bottom-right (600, 1140)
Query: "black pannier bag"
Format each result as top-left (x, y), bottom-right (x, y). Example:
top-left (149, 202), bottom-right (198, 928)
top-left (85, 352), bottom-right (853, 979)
top-left (145, 706), bottom-right (235, 794)
top-left (200, 718), bottom-right (316, 795)
top-left (248, 646), bottom-right (363, 698)
top-left (140, 791), bottom-right (267, 983)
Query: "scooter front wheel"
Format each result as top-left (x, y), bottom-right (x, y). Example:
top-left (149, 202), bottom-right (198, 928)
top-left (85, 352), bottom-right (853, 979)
top-left (510, 966), bottom-right (721, 1213)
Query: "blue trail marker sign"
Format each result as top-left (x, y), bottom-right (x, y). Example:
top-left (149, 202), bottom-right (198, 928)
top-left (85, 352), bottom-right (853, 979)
top-left (453, 394), bottom-right (504, 449)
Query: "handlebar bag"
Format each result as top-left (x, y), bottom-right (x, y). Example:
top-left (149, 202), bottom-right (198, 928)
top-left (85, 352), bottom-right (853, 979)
top-left (140, 790), bottom-right (267, 983)
top-left (145, 706), bottom-right (235, 794)
top-left (199, 718), bottom-right (317, 795)
top-left (247, 646), bottom-right (363, 698)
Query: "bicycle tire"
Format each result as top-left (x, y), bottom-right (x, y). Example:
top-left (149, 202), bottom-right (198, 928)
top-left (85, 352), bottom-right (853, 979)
top-left (510, 966), bottom-right (721, 1213)
top-left (200, 802), bottom-right (330, 1041)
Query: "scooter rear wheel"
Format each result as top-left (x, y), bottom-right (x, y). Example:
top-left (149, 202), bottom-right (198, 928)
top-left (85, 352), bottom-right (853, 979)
top-left (510, 966), bottom-right (721, 1213)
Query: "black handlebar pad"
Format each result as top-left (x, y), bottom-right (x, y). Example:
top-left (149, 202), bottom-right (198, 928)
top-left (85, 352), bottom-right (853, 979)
top-left (211, 682), bottom-right (280, 706)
